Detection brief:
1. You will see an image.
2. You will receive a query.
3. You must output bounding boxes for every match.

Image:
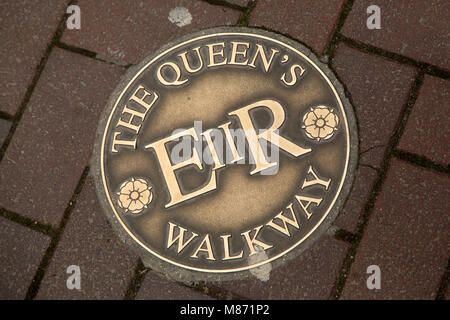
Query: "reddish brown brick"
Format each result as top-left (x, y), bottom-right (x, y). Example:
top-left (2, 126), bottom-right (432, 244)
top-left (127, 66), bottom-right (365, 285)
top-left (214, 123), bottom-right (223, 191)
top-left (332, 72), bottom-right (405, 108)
top-left (136, 271), bottom-right (213, 300)
top-left (341, 0), bottom-right (450, 69)
top-left (341, 159), bottom-right (449, 299)
top-left (0, 48), bottom-right (124, 226)
top-left (0, 0), bottom-right (69, 115)
top-left (331, 43), bottom-right (416, 232)
top-left (61, 0), bottom-right (241, 64)
top-left (398, 75), bottom-right (450, 166)
top-left (36, 176), bottom-right (137, 299)
top-left (334, 166), bottom-right (378, 232)
top-left (249, 0), bottom-right (345, 55)
top-left (332, 42), bottom-right (417, 169)
top-left (217, 236), bottom-right (348, 299)
top-left (0, 216), bottom-right (50, 299)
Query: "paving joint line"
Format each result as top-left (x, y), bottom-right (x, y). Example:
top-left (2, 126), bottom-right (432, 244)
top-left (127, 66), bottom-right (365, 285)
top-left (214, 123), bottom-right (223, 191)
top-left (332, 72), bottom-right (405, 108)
top-left (435, 258), bottom-right (449, 300)
top-left (56, 41), bottom-right (132, 68)
top-left (25, 166), bottom-right (90, 300)
top-left (123, 259), bottom-right (148, 300)
top-left (199, 0), bottom-right (247, 12)
top-left (392, 149), bottom-right (449, 175)
top-left (359, 163), bottom-right (381, 173)
top-left (0, 0), bottom-right (78, 165)
top-left (236, 0), bottom-right (257, 27)
top-left (333, 229), bottom-right (357, 244)
top-left (124, 258), bottom-right (245, 300)
top-left (0, 111), bottom-right (13, 122)
top-left (329, 67), bottom-right (426, 299)
top-left (337, 34), bottom-right (450, 80)
top-left (324, 0), bottom-right (355, 62)
top-left (249, 25), bottom-right (321, 59)
top-left (359, 144), bottom-right (387, 156)
top-left (56, 41), bottom-right (96, 59)
top-left (0, 206), bottom-right (56, 237)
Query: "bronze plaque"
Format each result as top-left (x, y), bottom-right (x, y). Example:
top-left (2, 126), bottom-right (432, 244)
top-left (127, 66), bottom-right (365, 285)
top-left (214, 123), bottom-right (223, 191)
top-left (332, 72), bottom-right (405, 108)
top-left (92, 28), bottom-right (358, 281)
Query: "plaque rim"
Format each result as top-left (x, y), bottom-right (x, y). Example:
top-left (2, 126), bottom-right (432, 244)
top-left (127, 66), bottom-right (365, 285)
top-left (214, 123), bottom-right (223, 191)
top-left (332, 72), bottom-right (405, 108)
top-left (91, 27), bottom-right (359, 281)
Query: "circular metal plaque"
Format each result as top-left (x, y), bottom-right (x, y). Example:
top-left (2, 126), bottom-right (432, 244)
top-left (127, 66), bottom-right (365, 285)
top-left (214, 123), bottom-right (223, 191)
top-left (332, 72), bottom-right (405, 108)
top-left (92, 27), bottom-right (358, 281)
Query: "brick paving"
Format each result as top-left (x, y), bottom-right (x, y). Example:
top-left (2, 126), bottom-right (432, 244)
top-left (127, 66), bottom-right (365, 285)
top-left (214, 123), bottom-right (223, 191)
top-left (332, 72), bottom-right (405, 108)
top-left (0, 0), bottom-right (70, 116)
top-left (218, 236), bottom-right (349, 299)
top-left (0, 0), bottom-right (448, 300)
top-left (334, 166), bottom-right (378, 233)
top-left (398, 75), bottom-right (449, 166)
top-left (35, 177), bottom-right (137, 299)
top-left (60, 0), bottom-right (242, 64)
top-left (341, 159), bottom-right (449, 299)
top-left (0, 48), bottom-right (124, 226)
top-left (332, 42), bottom-right (417, 170)
top-left (136, 271), bottom-right (214, 300)
top-left (341, 0), bottom-right (450, 69)
top-left (249, 0), bottom-right (346, 55)
top-left (0, 216), bottom-right (50, 299)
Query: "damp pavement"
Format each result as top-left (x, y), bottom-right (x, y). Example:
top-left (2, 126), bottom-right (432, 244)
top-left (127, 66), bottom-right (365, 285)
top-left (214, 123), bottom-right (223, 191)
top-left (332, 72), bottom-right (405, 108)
top-left (0, 0), bottom-right (448, 300)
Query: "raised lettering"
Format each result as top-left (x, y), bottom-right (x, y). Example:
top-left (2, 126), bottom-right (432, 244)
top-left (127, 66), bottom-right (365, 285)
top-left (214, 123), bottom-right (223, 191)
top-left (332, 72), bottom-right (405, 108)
top-left (166, 222), bottom-right (199, 253)
top-left (229, 41), bottom-right (250, 66)
top-left (241, 225), bottom-right (272, 256)
top-left (206, 42), bottom-right (228, 67)
top-left (111, 131), bottom-right (136, 153)
top-left (294, 195), bottom-right (322, 219)
top-left (281, 64), bottom-right (306, 86)
top-left (221, 234), bottom-right (243, 260)
top-left (266, 203), bottom-right (300, 236)
top-left (202, 128), bottom-right (226, 170)
top-left (248, 44), bottom-right (279, 72)
top-left (145, 128), bottom-right (217, 208)
top-left (229, 99), bottom-right (311, 174)
top-left (191, 234), bottom-right (216, 260)
top-left (157, 61), bottom-right (188, 86)
top-left (302, 165), bottom-right (331, 190)
top-left (178, 46), bottom-right (204, 73)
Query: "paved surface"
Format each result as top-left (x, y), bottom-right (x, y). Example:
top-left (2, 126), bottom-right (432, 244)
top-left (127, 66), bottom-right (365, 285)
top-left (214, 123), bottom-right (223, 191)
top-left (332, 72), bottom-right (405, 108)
top-left (0, 0), bottom-right (448, 300)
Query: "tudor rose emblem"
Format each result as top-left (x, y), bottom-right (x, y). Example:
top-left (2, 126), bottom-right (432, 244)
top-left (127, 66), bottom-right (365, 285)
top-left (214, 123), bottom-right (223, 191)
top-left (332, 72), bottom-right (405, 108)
top-left (92, 28), bottom-right (357, 280)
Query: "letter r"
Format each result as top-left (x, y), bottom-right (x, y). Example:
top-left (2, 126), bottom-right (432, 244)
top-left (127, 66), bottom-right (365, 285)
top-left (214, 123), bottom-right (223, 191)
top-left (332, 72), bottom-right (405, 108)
top-left (229, 99), bottom-right (311, 174)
